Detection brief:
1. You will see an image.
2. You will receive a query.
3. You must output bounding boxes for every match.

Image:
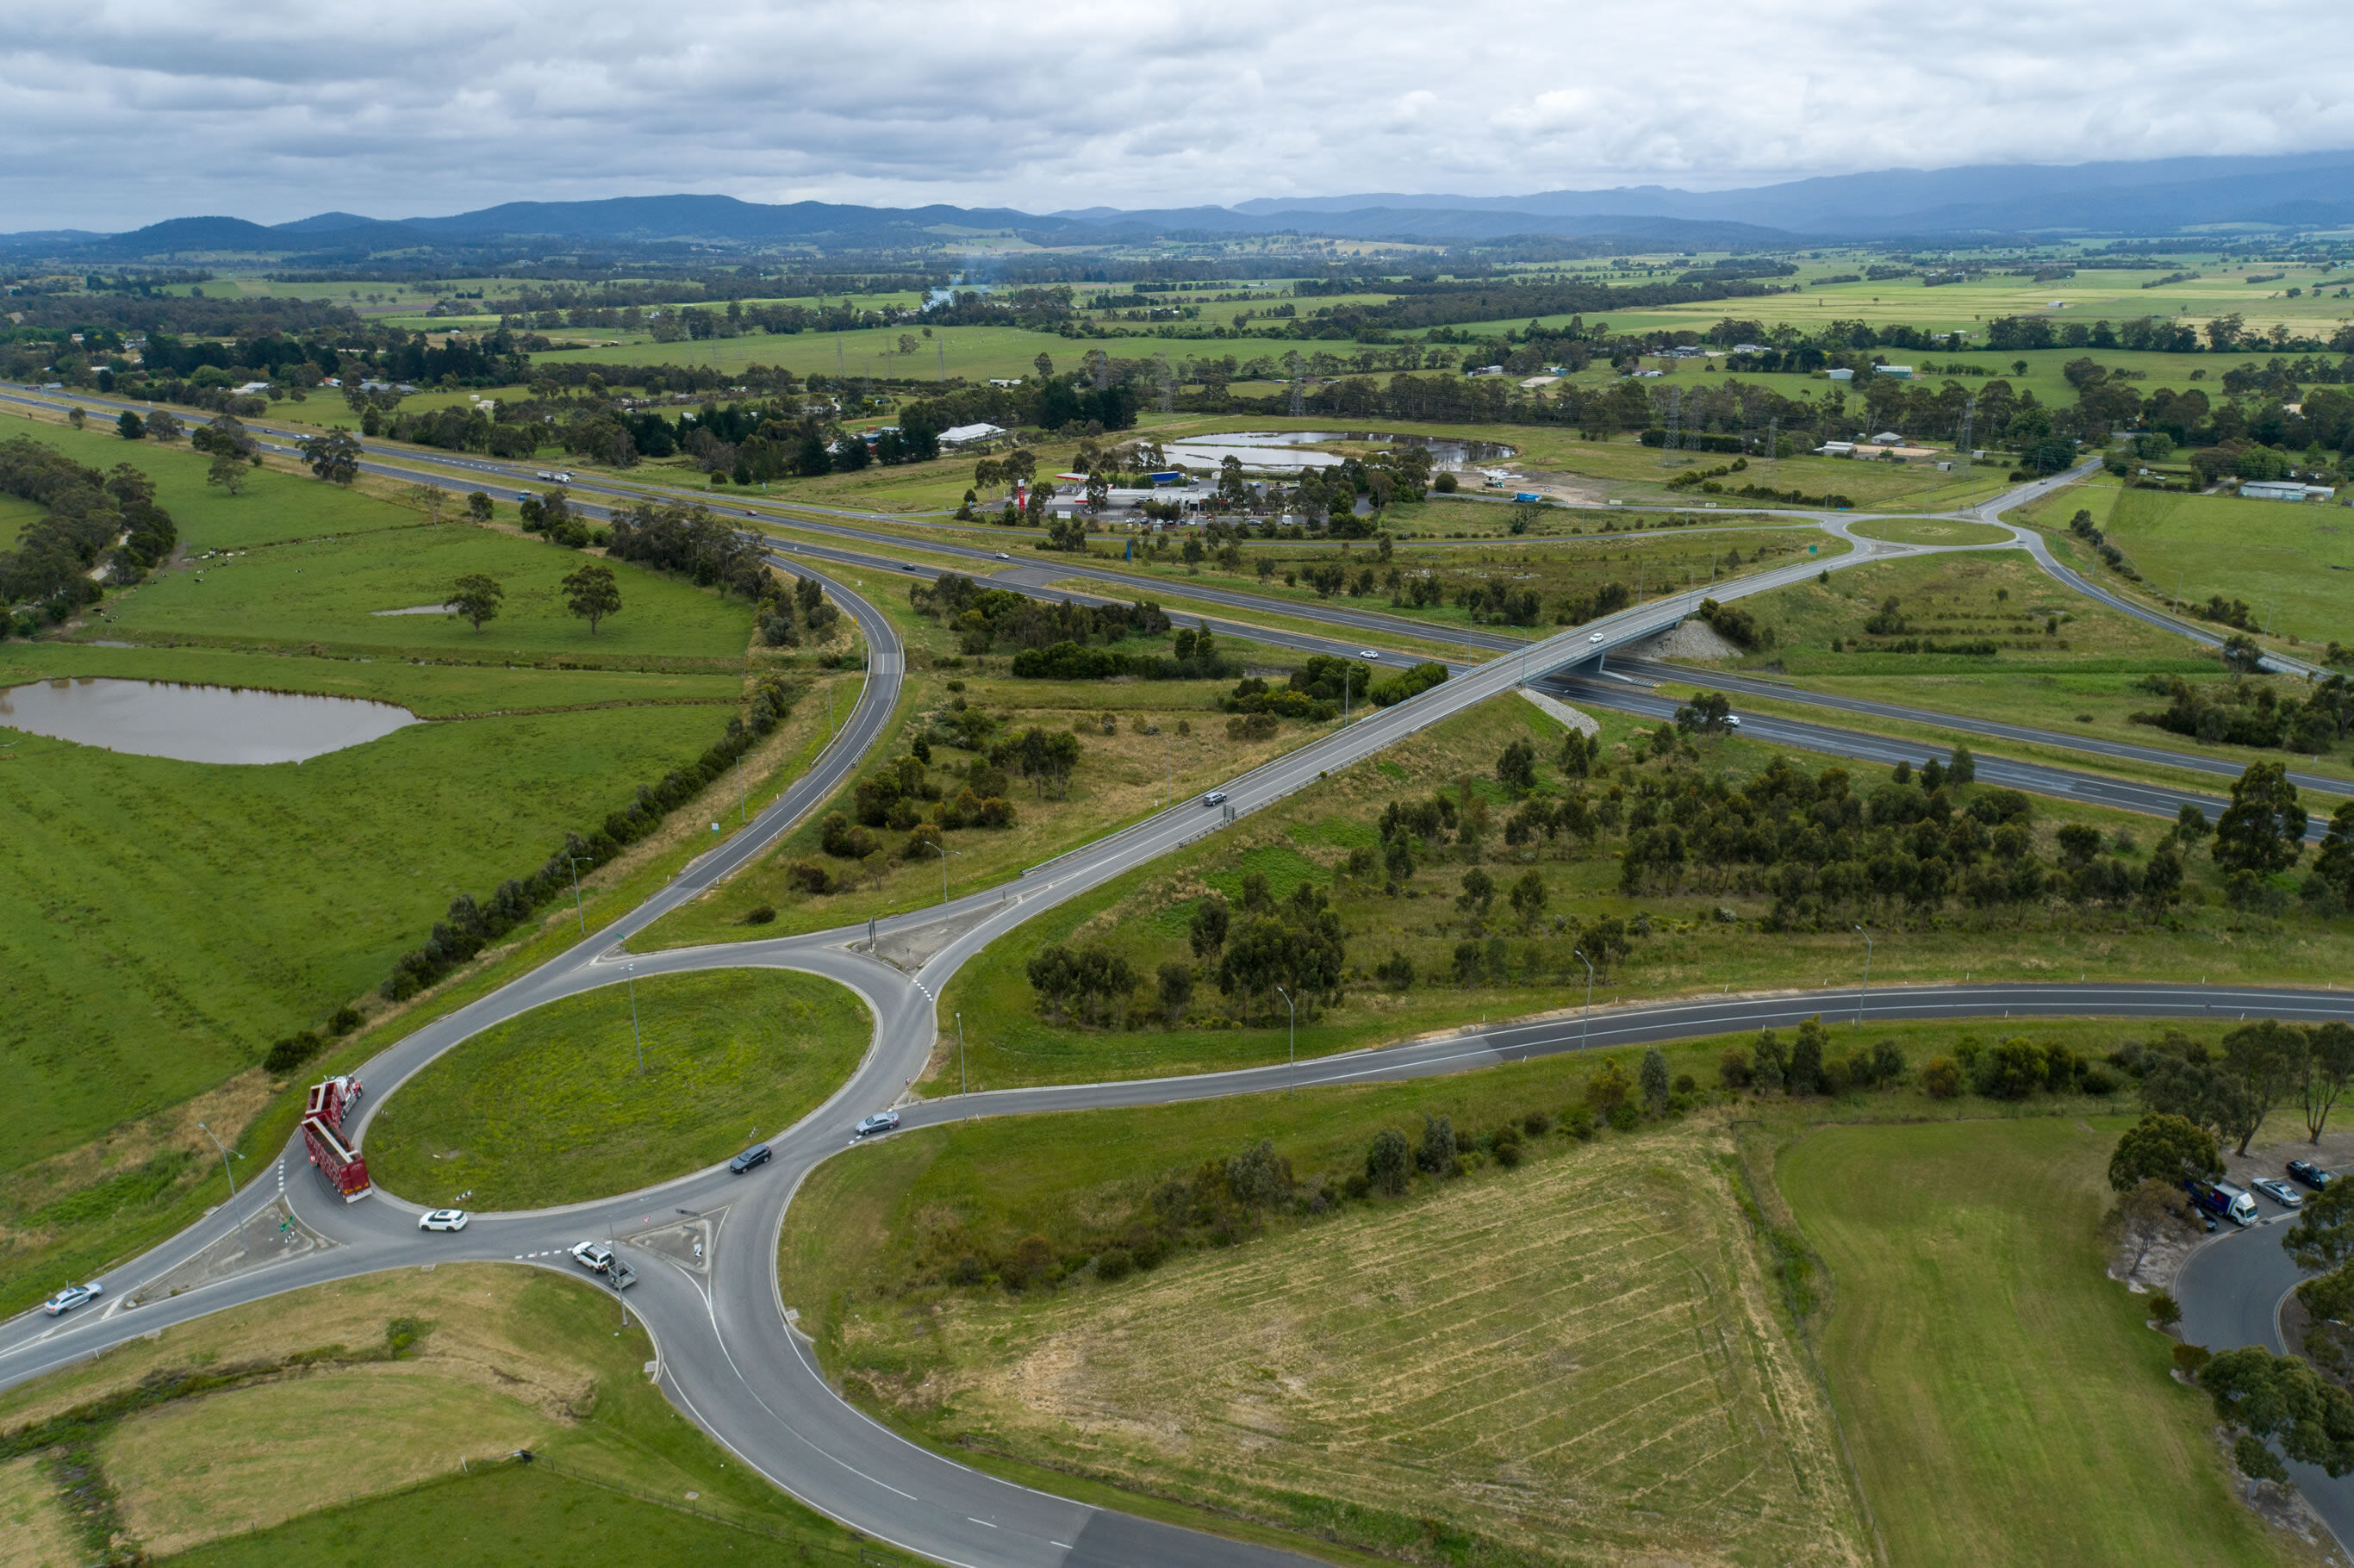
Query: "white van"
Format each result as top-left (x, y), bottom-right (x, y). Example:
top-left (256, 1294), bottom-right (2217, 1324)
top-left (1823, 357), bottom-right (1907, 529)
top-left (2214, 1180), bottom-right (2262, 1228)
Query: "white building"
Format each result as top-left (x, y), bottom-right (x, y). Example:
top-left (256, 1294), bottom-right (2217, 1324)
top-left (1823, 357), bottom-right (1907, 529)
top-left (2241, 481), bottom-right (2336, 501)
top-left (937, 422), bottom-right (1006, 447)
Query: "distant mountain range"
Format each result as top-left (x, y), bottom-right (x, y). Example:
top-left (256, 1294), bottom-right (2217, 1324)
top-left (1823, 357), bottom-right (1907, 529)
top-left (10, 153), bottom-right (2354, 259)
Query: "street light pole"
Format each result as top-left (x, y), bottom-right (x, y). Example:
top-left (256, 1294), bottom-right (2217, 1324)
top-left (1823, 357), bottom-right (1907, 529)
top-left (1853, 924), bottom-right (1872, 1026)
top-left (924, 840), bottom-right (956, 905)
top-left (1574, 950), bottom-right (1595, 1051)
top-left (1274, 986), bottom-right (1297, 1095)
top-left (196, 1122), bottom-right (244, 1252)
top-left (567, 856), bottom-right (591, 935)
top-left (736, 752), bottom-right (746, 824)
top-left (625, 962), bottom-right (645, 1072)
top-left (956, 1010), bottom-right (968, 1099)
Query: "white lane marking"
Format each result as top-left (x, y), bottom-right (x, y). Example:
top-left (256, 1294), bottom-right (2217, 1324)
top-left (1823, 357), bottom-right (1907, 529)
top-left (967, 1517), bottom-right (998, 1528)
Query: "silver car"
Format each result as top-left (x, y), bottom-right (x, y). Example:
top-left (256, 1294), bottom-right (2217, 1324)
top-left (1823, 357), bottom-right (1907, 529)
top-left (2253, 1178), bottom-right (2304, 1209)
top-left (854, 1111), bottom-right (902, 1138)
top-left (42, 1282), bottom-right (103, 1316)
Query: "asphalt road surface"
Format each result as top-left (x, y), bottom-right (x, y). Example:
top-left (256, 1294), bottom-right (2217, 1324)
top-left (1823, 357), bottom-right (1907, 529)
top-left (2176, 1197), bottom-right (2354, 1552)
top-left (8, 399), bottom-right (2349, 1559)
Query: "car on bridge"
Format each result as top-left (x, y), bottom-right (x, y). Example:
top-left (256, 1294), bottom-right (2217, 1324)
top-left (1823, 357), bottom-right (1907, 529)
top-left (418, 1209), bottom-right (469, 1232)
top-left (42, 1282), bottom-right (102, 1316)
top-left (1589, 632), bottom-right (1604, 643)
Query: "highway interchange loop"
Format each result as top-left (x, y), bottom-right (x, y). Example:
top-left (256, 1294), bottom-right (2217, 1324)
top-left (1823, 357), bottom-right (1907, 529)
top-left (4, 390), bottom-right (2352, 1562)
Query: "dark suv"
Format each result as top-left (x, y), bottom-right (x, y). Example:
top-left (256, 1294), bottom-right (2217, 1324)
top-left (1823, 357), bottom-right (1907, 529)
top-left (2289, 1159), bottom-right (2334, 1191)
top-left (728, 1143), bottom-right (772, 1174)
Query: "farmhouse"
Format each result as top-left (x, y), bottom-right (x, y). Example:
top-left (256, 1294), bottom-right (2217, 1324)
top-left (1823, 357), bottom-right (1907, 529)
top-left (2240, 481), bottom-right (2336, 501)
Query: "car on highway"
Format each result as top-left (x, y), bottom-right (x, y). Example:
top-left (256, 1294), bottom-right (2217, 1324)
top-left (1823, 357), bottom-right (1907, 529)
top-left (1726, 715), bottom-right (1742, 727)
top-left (1202, 789), bottom-right (1228, 806)
top-left (42, 1282), bottom-right (103, 1316)
top-left (1589, 632), bottom-right (1604, 643)
top-left (728, 1143), bottom-right (772, 1173)
top-left (535, 470), bottom-right (555, 480)
top-left (515, 492), bottom-right (529, 502)
top-left (2254, 1178), bottom-right (2304, 1209)
top-left (994, 552), bottom-right (1011, 560)
top-left (2290, 1160), bottom-right (2335, 1190)
top-left (553, 471), bottom-right (574, 482)
top-left (418, 1209), bottom-right (469, 1232)
top-left (1358, 649), bottom-right (1379, 660)
top-left (854, 1111), bottom-right (901, 1139)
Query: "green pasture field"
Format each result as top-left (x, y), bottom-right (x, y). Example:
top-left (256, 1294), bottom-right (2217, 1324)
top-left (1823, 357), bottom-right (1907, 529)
top-left (529, 322), bottom-right (1085, 384)
top-left (931, 688), bottom-right (2354, 1095)
top-left (1711, 546), bottom-right (2212, 675)
top-left (0, 672), bottom-right (733, 1170)
top-left (3, 414), bottom-right (430, 550)
top-left (99, 510), bottom-right (754, 664)
top-left (1780, 1117), bottom-right (2311, 1567)
top-left (366, 968), bottom-right (869, 1210)
top-left (0, 1265), bottom-right (893, 1565)
top-left (787, 1023), bottom-right (2268, 1563)
top-left (2082, 483), bottom-right (2354, 647)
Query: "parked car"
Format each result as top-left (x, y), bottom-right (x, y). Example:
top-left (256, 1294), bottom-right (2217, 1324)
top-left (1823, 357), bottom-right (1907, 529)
top-left (2289, 1160), bottom-right (2335, 1190)
top-left (1202, 789), bottom-right (1228, 806)
top-left (854, 1111), bottom-right (901, 1139)
top-left (728, 1143), bottom-right (772, 1173)
top-left (41, 1282), bottom-right (103, 1317)
top-left (2253, 1178), bottom-right (2304, 1209)
top-left (418, 1209), bottom-right (470, 1232)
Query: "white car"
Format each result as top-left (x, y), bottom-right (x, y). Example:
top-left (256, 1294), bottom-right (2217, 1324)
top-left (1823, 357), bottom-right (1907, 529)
top-left (994, 552), bottom-right (1011, 560)
top-left (1589, 632), bottom-right (1605, 643)
top-left (854, 1111), bottom-right (902, 1138)
top-left (42, 1282), bottom-right (103, 1316)
top-left (1358, 649), bottom-right (1379, 660)
top-left (1726, 715), bottom-right (1742, 727)
top-left (419, 1209), bottom-right (470, 1232)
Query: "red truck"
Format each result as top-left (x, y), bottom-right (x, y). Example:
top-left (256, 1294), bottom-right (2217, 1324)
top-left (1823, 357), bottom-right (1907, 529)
top-left (302, 1075), bottom-right (372, 1202)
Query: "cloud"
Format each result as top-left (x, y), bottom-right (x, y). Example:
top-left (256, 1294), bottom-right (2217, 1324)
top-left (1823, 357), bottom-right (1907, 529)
top-left (2, 0), bottom-right (2350, 228)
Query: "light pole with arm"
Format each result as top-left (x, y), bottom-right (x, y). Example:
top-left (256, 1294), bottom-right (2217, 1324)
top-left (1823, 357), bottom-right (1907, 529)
top-left (922, 840), bottom-right (958, 905)
top-left (1274, 986), bottom-right (1297, 1096)
top-left (956, 1011), bottom-right (968, 1101)
top-left (625, 962), bottom-right (645, 1072)
top-left (1853, 924), bottom-right (1872, 1027)
top-left (567, 855), bottom-right (592, 935)
top-left (1574, 949), bottom-right (1595, 1051)
top-left (196, 1122), bottom-right (244, 1252)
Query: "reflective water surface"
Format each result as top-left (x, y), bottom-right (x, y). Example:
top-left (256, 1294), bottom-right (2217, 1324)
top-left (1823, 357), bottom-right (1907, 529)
top-left (0, 677), bottom-right (420, 764)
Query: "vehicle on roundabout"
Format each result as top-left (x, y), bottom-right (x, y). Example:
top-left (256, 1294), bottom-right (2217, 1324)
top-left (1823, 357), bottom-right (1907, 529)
top-left (853, 1111), bottom-right (901, 1139)
top-left (42, 1282), bottom-right (102, 1316)
top-left (569, 1240), bottom-right (638, 1288)
top-left (418, 1209), bottom-right (469, 1232)
top-left (729, 1143), bottom-right (772, 1173)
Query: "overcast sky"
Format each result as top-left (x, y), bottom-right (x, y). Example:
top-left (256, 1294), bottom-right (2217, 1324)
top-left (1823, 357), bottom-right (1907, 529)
top-left (6, 0), bottom-right (2352, 230)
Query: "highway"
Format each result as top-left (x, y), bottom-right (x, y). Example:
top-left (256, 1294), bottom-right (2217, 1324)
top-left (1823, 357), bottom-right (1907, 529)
top-left (9, 397), bottom-right (2354, 1559)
